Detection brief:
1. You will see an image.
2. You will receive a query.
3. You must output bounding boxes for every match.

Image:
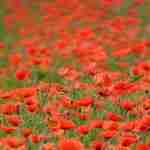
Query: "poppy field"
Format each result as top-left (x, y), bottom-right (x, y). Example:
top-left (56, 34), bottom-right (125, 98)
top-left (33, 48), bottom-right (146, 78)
top-left (0, 0), bottom-right (150, 149)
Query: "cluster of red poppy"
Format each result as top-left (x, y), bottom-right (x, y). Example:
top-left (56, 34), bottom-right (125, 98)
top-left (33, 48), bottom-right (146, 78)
top-left (0, 0), bottom-right (150, 149)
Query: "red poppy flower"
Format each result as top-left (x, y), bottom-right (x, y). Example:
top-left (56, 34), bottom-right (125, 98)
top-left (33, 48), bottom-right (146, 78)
top-left (116, 145), bottom-right (131, 150)
top-left (7, 115), bottom-right (22, 126)
top-left (143, 99), bottom-right (150, 109)
top-left (0, 104), bottom-right (18, 114)
top-left (78, 27), bottom-right (94, 39)
top-left (0, 42), bottom-right (4, 49)
top-left (112, 48), bottom-right (131, 57)
top-left (120, 135), bottom-right (138, 146)
top-left (25, 97), bottom-right (37, 105)
top-left (16, 70), bottom-right (30, 80)
top-left (101, 130), bottom-right (117, 139)
top-left (137, 144), bottom-right (149, 150)
top-left (120, 100), bottom-right (135, 111)
top-left (137, 115), bottom-right (150, 131)
top-left (112, 82), bottom-right (130, 95)
top-left (27, 103), bottom-right (39, 112)
top-left (91, 140), bottom-right (105, 150)
top-left (0, 91), bottom-right (14, 99)
top-left (21, 128), bottom-right (32, 138)
top-left (0, 125), bottom-right (16, 133)
top-left (26, 47), bottom-right (37, 55)
top-left (100, 0), bottom-right (123, 7)
top-left (42, 143), bottom-right (53, 150)
top-left (75, 97), bottom-right (93, 107)
top-left (60, 119), bottom-right (76, 130)
top-left (75, 112), bottom-right (88, 120)
top-left (77, 125), bottom-right (89, 134)
top-left (59, 139), bottom-right (84, 150)
top-left (132, 66), bottom-right (142, 76)
top-left (90, 119), bottom-right (103, 129)
top-left (31, 135), bottom-right (48, 143)
top-left (5, 137), bottom-right (25, 148)
top-left (9, 53), bottom-right (22, 66)
top-left (18, 87), bottom-right (37, 97)
top-left (107, 112), bottom-right (122, 121)
top-left (121, 121), bottom-right (136, 131)
top-left (103, 121), bottom-right (119, 130)
top-left (61, 98), bottom-right (74, 108)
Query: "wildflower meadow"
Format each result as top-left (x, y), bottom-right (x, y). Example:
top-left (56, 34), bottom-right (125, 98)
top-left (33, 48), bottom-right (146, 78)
top-left (0, 0), bottom-right (150, 149)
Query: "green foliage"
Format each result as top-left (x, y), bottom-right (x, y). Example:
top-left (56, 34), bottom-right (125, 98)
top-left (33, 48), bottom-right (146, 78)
top-left (27, 140), bottom-right (41, 150)
top-left (117, 0), bottom-right (132, 15)
top-left (69, 89), bottom-right (85, 100)
top-left (107, 57), bottom-right (120, 71)
top-left (1, 77), bottom-right (24, 90)
top-left (104, 100), bottom-right (126, 116)
top-left (121, 91), bottom-right (145, 101)
top-left (0, 8), bottom-right (6, 41)
top-left (31, 68), bottom-right (49, 84)
top-left (80, 74), bottom-right (94, 83)
top-left (81, 128), bottom-right (100, 146)
top-left (91, 109), bottom-right (106, 119)
top-left (20, 105), bottom-right (48, 134)
top-left (37, 90), bottom-right (49, 107)
top-left (48, 72), bottom-right (66, 84)
top-left (72, 116), bottom-right (88, 126)
top-left (130, 75), bottom-right (143, 82)
top-left (65, 129), bottom-right (78, 138)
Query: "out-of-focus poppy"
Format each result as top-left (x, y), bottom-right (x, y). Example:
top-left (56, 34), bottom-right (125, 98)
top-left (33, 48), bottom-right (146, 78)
top-left (59, 138), bottom-right (85, 150)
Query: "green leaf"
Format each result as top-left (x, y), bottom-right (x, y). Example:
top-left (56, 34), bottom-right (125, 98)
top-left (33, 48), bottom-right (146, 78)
top-left (69, 89), bottom-right (85, 100)
top-left (130, 75), bottom-right (143, 82)
top-left (65, 129), bottom-right (78, 138)
top-left (72, 116), bottom-right (88, 126)
top-left (80, 75), bottom-right (94, 83)
top-left (81, 129), bottom-right (99, 146)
